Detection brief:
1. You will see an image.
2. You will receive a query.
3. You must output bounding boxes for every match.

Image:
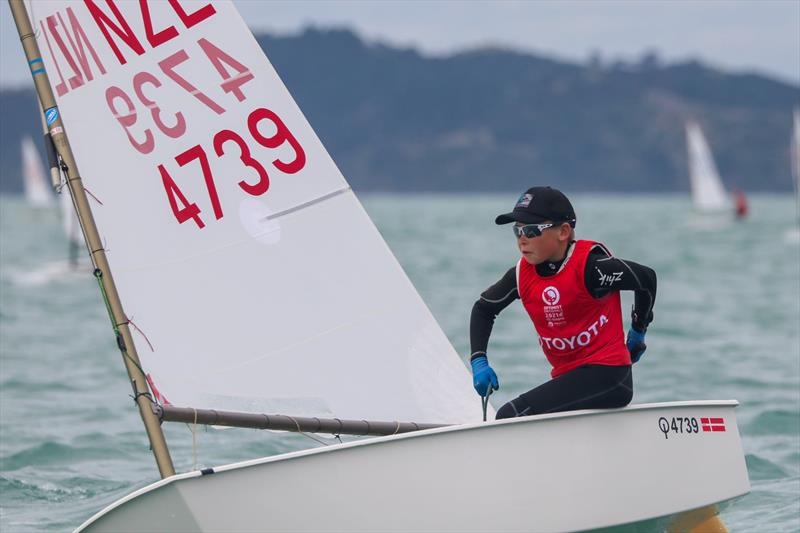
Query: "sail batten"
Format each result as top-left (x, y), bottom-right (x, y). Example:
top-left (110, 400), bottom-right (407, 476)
top-left (262, 185), bottom-right (352, 221)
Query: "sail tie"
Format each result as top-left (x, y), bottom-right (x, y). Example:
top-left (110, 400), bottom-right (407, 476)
top-left (286, 415), bottom-right (330, 446)
top-left (127, 316), bottom-right (155, 352)
top-left (332, 418), bottom-right (344, 443)
top-left (82, 187), bottom-right (104, 206)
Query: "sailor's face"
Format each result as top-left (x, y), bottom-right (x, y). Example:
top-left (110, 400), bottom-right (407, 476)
top-left (516, 222), bottom-right (564, 264)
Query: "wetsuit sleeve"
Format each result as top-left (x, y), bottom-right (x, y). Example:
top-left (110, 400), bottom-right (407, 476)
top-left (584, 248), bottom-right (657, 332)
top-left (470, 267), bottom-right (519, 361)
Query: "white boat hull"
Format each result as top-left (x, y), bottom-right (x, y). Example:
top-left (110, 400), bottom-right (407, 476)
top-left (77, 401), bottom-right (749, 532)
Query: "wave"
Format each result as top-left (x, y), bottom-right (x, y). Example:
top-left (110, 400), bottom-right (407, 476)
top-left (745, 410), bottom-right (800, 436)
top-left (2, 261), bottom-right (91, 287)
top-left (745, 453), bottom-right (790, 481)
top-left (0, 377), bottom-right (77, 392)
top-left (2, 439), bottom-right (133, 471)
top-left (0, 475), bottom-right (93, 502)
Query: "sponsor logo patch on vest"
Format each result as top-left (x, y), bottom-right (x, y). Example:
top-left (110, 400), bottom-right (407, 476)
top-left (542, 287), bottom-right (566, 327)
top-left (540, 314), bottom-right (609, 351)
top-left (541, 286), bottom-right (560, 305)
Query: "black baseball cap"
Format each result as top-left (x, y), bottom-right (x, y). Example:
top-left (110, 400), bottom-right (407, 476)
top-left (495, 186), bottom-right (576, 226)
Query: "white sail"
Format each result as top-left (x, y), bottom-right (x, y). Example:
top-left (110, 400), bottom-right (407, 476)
top-left (28, 0), bottom-right (478, 424)
top-left (792, 109), bottom-right (800, 213)
top-left (686, 121), bottom-right (729, 212)
top-left (21, 136), bottom-right (53, 207)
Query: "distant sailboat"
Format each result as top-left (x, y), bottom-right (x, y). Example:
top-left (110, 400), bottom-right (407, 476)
top-left (685, 121), bottom-right (730, 214)
top-left (23, 130), bottom-right (84, 269)
top-left (21, 136), bottom-right (53, 208)
top-left (787, 109), bottom-right (800, 243)
top-left (792, 109), bottom-right (800, 217)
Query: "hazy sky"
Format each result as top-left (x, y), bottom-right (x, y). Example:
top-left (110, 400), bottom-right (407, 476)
top-left (1, 0), bottom-right (798, 88)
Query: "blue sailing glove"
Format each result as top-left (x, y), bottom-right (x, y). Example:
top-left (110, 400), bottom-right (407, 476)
top-left (626, 328), bottom-right (647, 363)
top-left (471, 356), bottom-right (499, 397)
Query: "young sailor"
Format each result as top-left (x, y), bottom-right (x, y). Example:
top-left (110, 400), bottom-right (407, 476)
top-left (470, 186), bottom-right (657, 419)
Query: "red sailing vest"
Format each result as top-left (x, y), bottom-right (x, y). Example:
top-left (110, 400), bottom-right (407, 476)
top-left (517, 240), bottom-right (630, 378)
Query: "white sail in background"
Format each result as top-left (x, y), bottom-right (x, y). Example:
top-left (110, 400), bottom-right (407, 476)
top-left (27, 0), bottom-right (478, 424)
top-left (686, 121), bottom-right (729, 212)
top-left (21, 136), bottom-right (53, 207)
top-left (792, 109), bottom-right (800, 213)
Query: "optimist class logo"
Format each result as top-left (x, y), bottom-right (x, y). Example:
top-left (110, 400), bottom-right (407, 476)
top-left (45, 107), bottom-right (59, 125)
top-left (542, 286), bottom-right (560, 306)
top-left (701, 417), bottom-right (726, 432)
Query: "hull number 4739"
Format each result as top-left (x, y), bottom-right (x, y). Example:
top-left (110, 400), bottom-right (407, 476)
top-left (658, 416), bottom-right (726, 439)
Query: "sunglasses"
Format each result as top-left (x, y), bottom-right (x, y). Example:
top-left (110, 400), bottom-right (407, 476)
top-left (512, 222), bottom-right (555, 238)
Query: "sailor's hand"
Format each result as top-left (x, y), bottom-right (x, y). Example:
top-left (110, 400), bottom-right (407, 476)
top-left (471, 355), bottom-right (499, 397)
top-left (626, 328), bottom-right (647, 363)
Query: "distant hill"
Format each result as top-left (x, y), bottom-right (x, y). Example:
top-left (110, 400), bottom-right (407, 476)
top-left (1, 27), bottom-right (798, 194)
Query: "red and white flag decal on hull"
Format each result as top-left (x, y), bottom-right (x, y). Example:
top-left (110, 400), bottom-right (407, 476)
top-left (701, 417), bottom-right (725, 432)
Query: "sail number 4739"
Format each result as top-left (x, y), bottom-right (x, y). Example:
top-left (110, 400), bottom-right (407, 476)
top-left (106, 38), bottom-right (253, 155)
top-left (100, 34), bottom-right (304, 230)
top-left (159, 107), bottom-right (305, 229)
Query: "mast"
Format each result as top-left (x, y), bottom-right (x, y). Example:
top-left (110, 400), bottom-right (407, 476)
top-left (37, 104), bottom-right (60, 191)
top-left (37, 96), bottom-right (81, 267)
top-left (8, 0), bottom-right (175, 478)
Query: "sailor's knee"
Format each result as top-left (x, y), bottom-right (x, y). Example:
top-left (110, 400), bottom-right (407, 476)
top-left (611, 381), bottom-right (633, 408)
top-left (496, 400), bottom-right (519, 420)
top-left (619, 386), bottom-right (633, 407)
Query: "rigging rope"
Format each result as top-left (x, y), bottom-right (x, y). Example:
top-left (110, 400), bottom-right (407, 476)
top-left (94, 268), bottom-right (154, 411)
top-left (482, 389), bottom-right (493, 422)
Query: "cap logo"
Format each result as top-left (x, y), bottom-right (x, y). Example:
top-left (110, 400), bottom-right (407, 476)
top-left (516, 193), bottom-right (533, 208)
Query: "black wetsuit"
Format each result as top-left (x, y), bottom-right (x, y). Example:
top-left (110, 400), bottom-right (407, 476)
top-left (470, 241), bottom-right (657, 419)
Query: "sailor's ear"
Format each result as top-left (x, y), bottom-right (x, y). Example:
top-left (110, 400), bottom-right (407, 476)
top-left (558, 222), bottom-right (573, 241)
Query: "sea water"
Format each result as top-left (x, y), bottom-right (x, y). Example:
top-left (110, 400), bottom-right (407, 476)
top-left (1, 194), bottom-right (798, 532)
